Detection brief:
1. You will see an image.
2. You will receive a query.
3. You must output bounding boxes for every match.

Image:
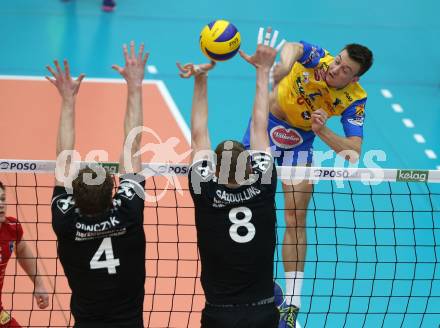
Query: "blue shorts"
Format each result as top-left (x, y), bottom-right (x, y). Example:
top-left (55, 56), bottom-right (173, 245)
top-left (242, 113), bottom-right (315, 166)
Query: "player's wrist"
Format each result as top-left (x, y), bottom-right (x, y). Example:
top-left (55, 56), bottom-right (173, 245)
top-left (61, 96), bottom-right (76, 105)
top-left (256, 66), bottom-right (271, 74)
top-left (313, 125), bottom-right (327, 136)
top-left (194, 73), bottom-right (208, 82)
top-left (34, 276), bottom-right (44, 287)
top-left (126, 82), bottom-right (143, 92)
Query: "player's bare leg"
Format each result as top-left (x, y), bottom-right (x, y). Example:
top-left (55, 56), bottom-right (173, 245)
top-left (279, 179), bottom-right (312, 328)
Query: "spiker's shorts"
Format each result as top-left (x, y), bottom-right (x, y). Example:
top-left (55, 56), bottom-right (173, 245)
top-left (242, 113), bottom-right (315, 166)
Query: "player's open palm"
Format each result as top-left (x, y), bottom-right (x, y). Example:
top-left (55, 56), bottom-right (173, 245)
top-left (112, 41), bottom-right (149, 86)
top-left (176, 61), bottom-right (216, 78)
top-left (239, 27), bottom-right (285, 70)
top-left (46, 60), bottom-right (85, 100)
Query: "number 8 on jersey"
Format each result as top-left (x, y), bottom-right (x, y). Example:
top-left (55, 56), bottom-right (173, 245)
top-left (229, 207), bottom-right (255, 243)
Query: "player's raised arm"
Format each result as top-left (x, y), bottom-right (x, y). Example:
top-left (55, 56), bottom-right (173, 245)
top-left (239, 27), bottom-right (281, 152)
top-left (46, 60), bottom-right (85, 186)
top-left (271, 42), bottom-right (304, 85)
top-left (112, 41), bottom-right (149, 174)
top-left (177, 61), bottom-right (216, 163)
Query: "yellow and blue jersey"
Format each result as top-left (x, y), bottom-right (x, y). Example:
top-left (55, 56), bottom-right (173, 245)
top-left (277, 40), bottom-right (367, 137)
top-left (242, 41), bottom-right (368, 166)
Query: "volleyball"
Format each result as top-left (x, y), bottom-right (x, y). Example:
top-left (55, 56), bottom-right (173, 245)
top-left (199, 20), bottom-right (241, 61)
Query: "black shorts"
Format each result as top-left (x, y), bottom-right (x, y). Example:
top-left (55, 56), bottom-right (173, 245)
top-left (201, 302), bottom-right (279, 328)
top-left (74, 318), bottom-right (143, 328)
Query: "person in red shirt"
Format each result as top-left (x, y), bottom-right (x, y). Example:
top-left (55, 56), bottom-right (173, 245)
top-left (0, 182), bottom-right (49, 327)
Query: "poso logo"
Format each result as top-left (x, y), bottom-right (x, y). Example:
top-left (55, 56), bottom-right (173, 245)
top-left (154, 165), bottom-right (188, 175)
top-left (0, 162), bottom-right (37, 171)
top-left (167, 165), bottom-right (188, 175)
top-left (396, 170), bottom-right (429, 182)
top-left (314, 169), bottom-right (350, 179)
top-left (270, 126), bottom-right (303, 149)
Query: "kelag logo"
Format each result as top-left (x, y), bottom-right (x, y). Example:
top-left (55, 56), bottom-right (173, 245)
top-left (100, 163), bottom-right (120, 174)
top-left (396, 170), bottom-right (429, 182)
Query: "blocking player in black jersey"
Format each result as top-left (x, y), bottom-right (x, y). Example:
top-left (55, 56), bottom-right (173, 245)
top-left (178, 27), bottom-right (284, 328)
top-left (47, 41), bottom-right (148, 328)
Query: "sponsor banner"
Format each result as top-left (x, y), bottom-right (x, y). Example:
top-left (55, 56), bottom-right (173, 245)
top-left (142, 163), bottom-right (189, 175)
top-left (0, 160), bottom-right (38, 171)
top-left (99, 162), bottom-right (120, 174)
top-left (396, 169), bottom-right (429, 182)
top-left (0, 159), bottom-right (438, 183)
top-left (313, 168), bottom-right (351, 179)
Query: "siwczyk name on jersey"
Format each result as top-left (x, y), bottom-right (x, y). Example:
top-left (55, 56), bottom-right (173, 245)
top-left (74, 216), bottom-right (127, 241)
top-left (76, 216), bottom-right (121, 232)
top-left (213, 185), bottom-right (261, 208)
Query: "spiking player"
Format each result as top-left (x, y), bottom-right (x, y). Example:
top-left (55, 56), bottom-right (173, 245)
top-left (242, 37), bottom-right (373, 327)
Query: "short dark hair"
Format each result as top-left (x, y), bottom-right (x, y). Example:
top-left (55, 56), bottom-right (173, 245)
top-left (72, 167), bottom-right (114, 216)
top-left (214, 140), bottom-right (251, 184)
top-left (344, 44), bottom-right (373, 76)
top-left (0, 181), bottom-right (4, 191)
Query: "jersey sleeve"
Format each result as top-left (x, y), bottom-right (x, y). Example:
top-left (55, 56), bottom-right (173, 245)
top-left (7, 217), bottom-right (24, 243)
top-left (298, 41), bottom-right (326, 68)
top-left (113, 174), bottom-right (146, 222)
top-left (250, 152), bottom-right (277, 195)
top-left (340, 98), bottom-right (366, 137)
top-left (51, 186), bottom-right (77, 237)
top-left (16, 221), bottom-right (23, 243)
top-left (188, 160), bottom-right (216, 204)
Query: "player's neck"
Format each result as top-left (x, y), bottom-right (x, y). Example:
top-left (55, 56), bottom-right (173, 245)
top-left (225, 183), bottom-right (241, 189)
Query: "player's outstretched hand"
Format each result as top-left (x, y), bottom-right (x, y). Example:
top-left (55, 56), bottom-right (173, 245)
top-left (176, 61), bottom-right (216, 78)
top-left (239, 27), bottom-right (285, 70)
top-left (112, 41), bottom-right (149, 87)
top-left (34, 284), bottom-right (49, 309)
top-left (46, 60), bottom-right (85, 100)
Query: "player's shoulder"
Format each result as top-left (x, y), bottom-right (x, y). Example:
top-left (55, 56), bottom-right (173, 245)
top-left (116, 174), bottom-right (146, 199)
top-left (320, 52), bottom-right (334, 65)
top-left (345, 81), bottom-right (367, 102)
top-left (5, 216), bottom-right (18, 224)
top-left (250, 151), bottom-right (274, 175)
top-left (4, 216), bottom-right (21, 228)
top-left (333, 82), bottom-right (367, 116)
top-left (1, 217), bottom-right (23, 235)
top-left (352, 81), bottom-right (367, 99)
top-left (189, 159), bottom-right (215, 181)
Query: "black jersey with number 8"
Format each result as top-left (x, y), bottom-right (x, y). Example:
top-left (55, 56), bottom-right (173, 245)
top-left (189, 152), bottom-right (277, 305)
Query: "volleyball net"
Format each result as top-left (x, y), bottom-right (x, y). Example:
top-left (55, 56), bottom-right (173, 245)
top-left (0, 159), bottom-right (439, 328)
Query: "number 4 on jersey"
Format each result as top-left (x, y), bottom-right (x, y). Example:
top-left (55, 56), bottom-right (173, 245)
top-left (90, 237), bottom-right (120, 274)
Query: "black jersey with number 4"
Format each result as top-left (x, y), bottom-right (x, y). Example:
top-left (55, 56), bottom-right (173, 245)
top-left (51, 174), bottom-right (146, 327)
top-left (189, 152), bottom-right (277, 305)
